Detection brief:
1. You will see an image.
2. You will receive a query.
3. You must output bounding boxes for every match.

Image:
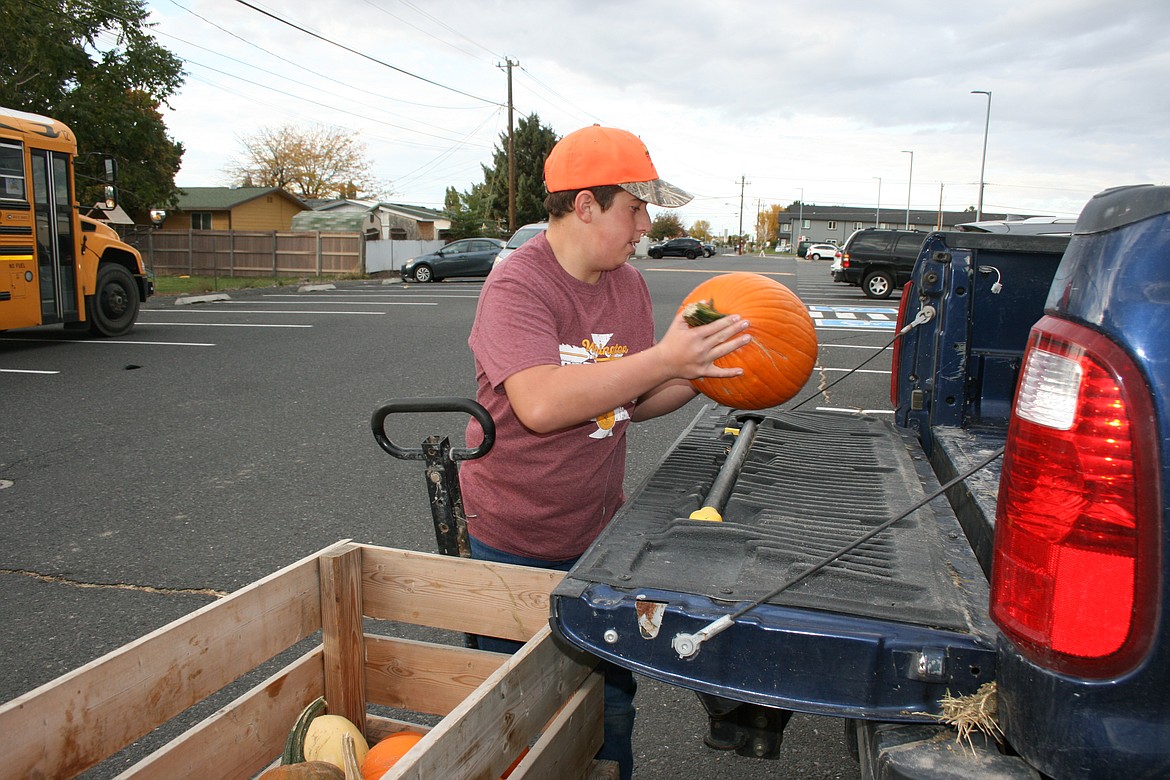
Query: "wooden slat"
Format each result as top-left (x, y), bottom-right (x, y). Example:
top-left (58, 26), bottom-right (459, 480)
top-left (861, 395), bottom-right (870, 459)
top-left (363, 633), bottom-right (507, 717)
top-left (0, 540), bottom-right (345, 780)
top-left (114, 647), bottom-right (325, 780)
top-left (365, 715), bottom-right (430, 744)
top-left (382, 625), bottom-right (597, 780)
top-left (512, 672), bottom-right (604, 779)
top-left (320, 544), bottom-right (368, 730)
top-left (2, 543), bottom-right (596, 780)
top-left (360, 546), bottom-right (564, 642)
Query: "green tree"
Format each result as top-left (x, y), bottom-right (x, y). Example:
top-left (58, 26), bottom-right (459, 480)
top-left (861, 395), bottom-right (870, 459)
top-left (0, 0), bottom-right (186, 221)
top-left (476, 113), bottom-right (558, 230)
top-left (649, 213), bottom-right (686, 241)
top-left (443, 185), bottom-right (501, 240)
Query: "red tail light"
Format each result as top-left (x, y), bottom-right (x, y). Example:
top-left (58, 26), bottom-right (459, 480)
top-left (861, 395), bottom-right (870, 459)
top-left (890, 280), bottom-right (913, 406)
top-left (991, 316), bottom-right (1160, 677)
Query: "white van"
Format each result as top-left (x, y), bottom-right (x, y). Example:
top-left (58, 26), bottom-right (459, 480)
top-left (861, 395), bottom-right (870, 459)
top-left (493, 222), bottom-right (548, 269)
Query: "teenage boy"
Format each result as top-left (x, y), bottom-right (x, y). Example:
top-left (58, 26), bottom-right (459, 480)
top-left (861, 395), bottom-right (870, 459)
top-left (461, 124), bottom-right (750, 779)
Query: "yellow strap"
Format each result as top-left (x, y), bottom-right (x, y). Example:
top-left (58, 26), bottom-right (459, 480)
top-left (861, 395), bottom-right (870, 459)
top-left (688, 506), bottom-right (724, 522)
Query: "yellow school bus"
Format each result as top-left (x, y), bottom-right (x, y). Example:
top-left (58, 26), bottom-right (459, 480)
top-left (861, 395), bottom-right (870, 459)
top-left (1, 106), bottom-right (151, 336)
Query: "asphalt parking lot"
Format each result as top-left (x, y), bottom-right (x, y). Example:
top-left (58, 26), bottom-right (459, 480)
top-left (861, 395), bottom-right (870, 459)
top-left (1, 253), bottom-right (890, 778)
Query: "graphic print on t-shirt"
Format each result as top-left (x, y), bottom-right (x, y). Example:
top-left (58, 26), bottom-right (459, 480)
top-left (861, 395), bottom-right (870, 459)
top-left (559, 332), bottom-right (631, 439)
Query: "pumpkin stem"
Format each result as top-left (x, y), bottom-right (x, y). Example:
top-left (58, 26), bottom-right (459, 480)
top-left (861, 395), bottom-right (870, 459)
top-left (681, 299), bottom-right (727, 327)
top-left (341, 733), bottom-right (363, 780)
top-left (282, 696), bottom-right (328, 765)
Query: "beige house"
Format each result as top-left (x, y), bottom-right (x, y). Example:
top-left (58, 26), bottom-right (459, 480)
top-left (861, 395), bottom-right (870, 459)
top-left (157, 187), bottom-right (308, 231)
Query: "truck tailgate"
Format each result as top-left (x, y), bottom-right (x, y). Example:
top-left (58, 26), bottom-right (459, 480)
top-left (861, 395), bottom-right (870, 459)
top-left (552, 405), bottom-right (997, 720)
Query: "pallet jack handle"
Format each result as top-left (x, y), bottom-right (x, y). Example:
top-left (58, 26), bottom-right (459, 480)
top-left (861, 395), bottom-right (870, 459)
top-left (371, 397), bottom-right (495, 558)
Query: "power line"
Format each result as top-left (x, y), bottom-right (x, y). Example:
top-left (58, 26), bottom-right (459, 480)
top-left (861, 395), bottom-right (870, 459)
top-left (162, 0), bottom-right (482, 112)
top-left (376, 0), bottom-right (502, 64)
top-left (230, 0), bottom-right (503, 106)
top-left (391, 109), bottom-right (506, 191)
top-left (512, 65), bottom-right (608, 128)
top-left (399, 0), bottom-right (502, 61)
top-left (159, 53), bottom-right (490, 147)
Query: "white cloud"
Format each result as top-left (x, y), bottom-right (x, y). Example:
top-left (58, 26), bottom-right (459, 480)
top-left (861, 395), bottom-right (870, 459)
top-left (147, 0), bottom-right (1170, 233)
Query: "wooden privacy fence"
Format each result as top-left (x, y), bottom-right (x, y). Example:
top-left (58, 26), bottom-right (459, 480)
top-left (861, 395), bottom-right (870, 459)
top-left (130, 229), bottom-right (365, 277)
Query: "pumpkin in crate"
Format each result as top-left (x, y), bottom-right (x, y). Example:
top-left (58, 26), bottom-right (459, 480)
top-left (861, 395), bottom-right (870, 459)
top-left (679, 272), bottom-right (817, 409)
top-left (362, 732), bottom-right (424, 780)
top-left (258, 763), bottom-right (345, 780)
top-left (260, 696), bottom-right (366, 780)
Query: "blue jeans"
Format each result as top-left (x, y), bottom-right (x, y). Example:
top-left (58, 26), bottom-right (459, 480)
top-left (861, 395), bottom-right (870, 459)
top-left (469, 535), bottom-right (636, 780)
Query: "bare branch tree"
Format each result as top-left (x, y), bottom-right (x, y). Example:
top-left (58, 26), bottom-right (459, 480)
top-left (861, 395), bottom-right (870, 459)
top-left (224, 124), bottom-right (383, 200)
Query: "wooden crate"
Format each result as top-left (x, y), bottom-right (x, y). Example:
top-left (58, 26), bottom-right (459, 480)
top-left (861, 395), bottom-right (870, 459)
top-left (0, 541), bottom-right (609, 779)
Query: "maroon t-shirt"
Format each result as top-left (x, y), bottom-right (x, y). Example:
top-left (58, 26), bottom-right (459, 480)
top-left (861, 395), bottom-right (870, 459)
top-left (461, 232), bottom-right (655, 560)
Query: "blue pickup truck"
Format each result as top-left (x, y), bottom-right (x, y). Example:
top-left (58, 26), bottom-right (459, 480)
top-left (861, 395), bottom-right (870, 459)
top-left (551, 184), bottom-right (1169, 778)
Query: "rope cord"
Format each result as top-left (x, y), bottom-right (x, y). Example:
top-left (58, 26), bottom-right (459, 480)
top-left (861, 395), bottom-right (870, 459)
top-left (723, 445), bottom-right (1004, 623)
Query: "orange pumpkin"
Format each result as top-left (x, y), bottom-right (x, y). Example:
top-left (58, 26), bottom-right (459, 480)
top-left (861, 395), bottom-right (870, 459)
top-left (257, 762), bottom-right (345, 780)
top-left (678, 272), bottom-right (817, 409)
top-left (362, 732), bottom-right (424, 780)
top-left (501, 746), bottom-right (531, 778)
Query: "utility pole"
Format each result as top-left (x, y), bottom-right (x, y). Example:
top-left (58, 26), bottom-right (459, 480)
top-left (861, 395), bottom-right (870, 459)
top-left (737, 175), bottom-right (748, 254)
top-left (901, 150), bottom-right (914, 230)
top-left (499, 58), bottom-right (518, 232)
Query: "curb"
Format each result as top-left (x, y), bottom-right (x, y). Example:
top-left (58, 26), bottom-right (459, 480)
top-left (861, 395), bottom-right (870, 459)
top-left (174, 293), bottom-right (231, 306)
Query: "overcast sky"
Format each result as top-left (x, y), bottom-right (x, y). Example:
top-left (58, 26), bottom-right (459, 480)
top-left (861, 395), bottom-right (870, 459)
top-left (142, 0), bottom-right (1170, 236)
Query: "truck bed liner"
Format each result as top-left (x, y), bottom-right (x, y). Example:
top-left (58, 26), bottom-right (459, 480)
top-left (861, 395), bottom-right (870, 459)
top-left (552, 405), bottom-right (998, 718)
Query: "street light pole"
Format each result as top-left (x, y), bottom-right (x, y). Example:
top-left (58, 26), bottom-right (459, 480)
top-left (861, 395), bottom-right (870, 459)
top-left (901, 150), bottom-right (914, 229)
top-left (972, 90), bottom-right (992, 222)
top-left (796, 187), bottom-right (804, 250)
top-left (873, 177), bottom-right (881, 227)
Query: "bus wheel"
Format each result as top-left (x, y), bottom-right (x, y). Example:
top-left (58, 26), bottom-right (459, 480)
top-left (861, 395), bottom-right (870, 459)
top-left (89, 264), bottom-right (140, 336)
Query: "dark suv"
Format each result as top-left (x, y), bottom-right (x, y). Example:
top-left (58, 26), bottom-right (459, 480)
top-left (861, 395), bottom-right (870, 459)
top-left (648, 237), bottom-right (703, 259)
top-left (830, 228), bottom-right (926, 298)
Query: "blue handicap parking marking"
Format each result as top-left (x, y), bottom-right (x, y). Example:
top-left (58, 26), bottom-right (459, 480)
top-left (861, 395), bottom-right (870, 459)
top-left (815, 318), bottom-right (895, 330)
top-left (807, 305), bottom-right (898, 330)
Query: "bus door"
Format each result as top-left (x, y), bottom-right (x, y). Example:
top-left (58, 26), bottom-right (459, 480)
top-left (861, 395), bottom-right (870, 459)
top-left (29, 148), bottom-right (78, 323)
top-left (1, 140), bottom-right (40, 329)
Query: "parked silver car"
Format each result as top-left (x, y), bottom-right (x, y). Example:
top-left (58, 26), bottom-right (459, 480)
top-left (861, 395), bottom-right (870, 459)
top-left (401, 237), bottom-right (505, 283)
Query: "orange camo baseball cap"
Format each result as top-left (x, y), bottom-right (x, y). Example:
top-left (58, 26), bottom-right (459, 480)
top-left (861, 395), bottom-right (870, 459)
top-left (544, 124), bottom-right (692, 208)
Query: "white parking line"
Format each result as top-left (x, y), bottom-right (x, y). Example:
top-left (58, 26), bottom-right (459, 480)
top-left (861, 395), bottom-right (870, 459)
top-left (155, 309), bottom-right (388, 315)
top-left (140, 322), bottom-right (312, 328)
top-left (0, 337), bottom-right (215, 346)
top-left (820, 344), bottom-right (894, 351)
top-left (814, 323), bottom-right (896, 332)
top-left (242, 299), bottom-right (443, 305)
top-left (1, 368), bottom-right (60, 374)
top-left (808, 305), bottom-right (898, 314)
top-left (261, 294), bottom-right (476, 300)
